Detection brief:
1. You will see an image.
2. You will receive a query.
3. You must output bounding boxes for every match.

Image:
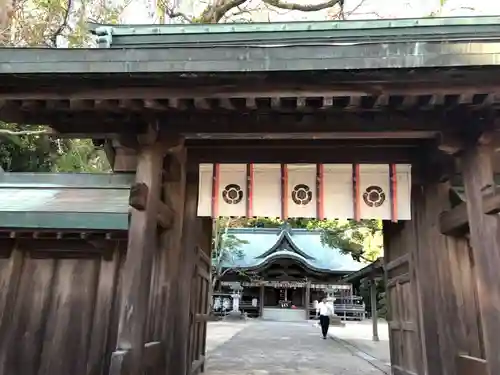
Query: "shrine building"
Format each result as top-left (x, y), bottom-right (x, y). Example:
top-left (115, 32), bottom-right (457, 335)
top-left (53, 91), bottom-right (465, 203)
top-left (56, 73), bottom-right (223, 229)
top-left (216, 226), bottom-right (364, 321)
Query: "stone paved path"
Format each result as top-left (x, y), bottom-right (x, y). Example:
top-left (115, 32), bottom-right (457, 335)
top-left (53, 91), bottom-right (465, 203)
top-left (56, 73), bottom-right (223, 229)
top-left (205, 321), bottom-right (384, 375)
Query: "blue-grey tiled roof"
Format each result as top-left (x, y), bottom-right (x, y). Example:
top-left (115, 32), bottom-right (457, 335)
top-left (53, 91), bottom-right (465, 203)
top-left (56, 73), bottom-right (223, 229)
top-left (221, 227), bottom-right (364, 273)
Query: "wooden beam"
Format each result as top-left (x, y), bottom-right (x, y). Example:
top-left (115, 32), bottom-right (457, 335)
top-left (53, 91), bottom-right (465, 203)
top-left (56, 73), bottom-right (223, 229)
top-left (461, 135), bottom-right (500, 375)
top-left (439, 192), bottom-right (500, 235)
top-left (1, 109), bottom-right (451, 134)
top-left (438, 132), bottom-right (464, 155)
top-left (189, 145), bottom-right (417, 164)
top-left (4, 75), bottom-right (500, 100)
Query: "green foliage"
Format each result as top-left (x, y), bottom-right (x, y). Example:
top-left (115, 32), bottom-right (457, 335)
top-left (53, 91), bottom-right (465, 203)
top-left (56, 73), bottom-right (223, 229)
top-left (1, 0), bottom-right (127, 173)
top-left (311, 219), bottom-right (383, 262)
top-left (211, 217), bottom-right (249, 291)
top-left (0, 124), bottom-right (58, 171)
top-left (54, 139), bottom-right (110, 172)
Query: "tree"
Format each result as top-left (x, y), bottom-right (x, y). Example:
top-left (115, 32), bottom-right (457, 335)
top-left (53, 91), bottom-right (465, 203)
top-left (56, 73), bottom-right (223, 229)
top-left (211, 217), bottom-right (249, 292)
top-left (0, 0), bottom-right (127, 172)
top-left (156, 0), bottom-right (344, 24)
top-left (310, 219), bottom-right (383, 262)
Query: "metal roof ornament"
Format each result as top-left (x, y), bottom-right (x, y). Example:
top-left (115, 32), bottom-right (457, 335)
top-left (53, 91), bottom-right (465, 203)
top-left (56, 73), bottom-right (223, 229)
top-left (279, 221), bottom-right (293, 236)
top-left (94, 26), bottom-right (114, 48)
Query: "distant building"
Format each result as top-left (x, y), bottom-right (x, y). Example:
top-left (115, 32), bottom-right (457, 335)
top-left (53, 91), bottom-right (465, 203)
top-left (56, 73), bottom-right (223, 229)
top-left (216, 226), bottom-right (364, 321)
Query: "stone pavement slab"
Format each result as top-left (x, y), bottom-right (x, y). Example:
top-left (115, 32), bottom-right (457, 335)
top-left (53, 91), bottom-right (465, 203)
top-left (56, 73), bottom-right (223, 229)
top-left (326, 320), bottom-right (391, 374)
top-left (204, 320), bottom-right (384, 375)
top-left (206, 321), bottom-right (251, 353)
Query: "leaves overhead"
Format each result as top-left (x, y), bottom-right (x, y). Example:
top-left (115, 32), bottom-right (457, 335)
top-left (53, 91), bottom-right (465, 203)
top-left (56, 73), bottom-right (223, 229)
top-left (0, 0), bottom-right (126, 172)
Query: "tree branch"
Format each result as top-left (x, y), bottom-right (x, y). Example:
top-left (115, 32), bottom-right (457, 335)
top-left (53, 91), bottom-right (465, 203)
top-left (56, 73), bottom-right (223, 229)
top-left (262, 0), bottom-right (342, 12)
top-left (166, 7), bottom-right (193, 23)
top-left (49, 0), bottom-right (73, 47)
top-left (0, 129), bottom-right (51, 135)
top-left (199, 0), bottom-right (249, 23)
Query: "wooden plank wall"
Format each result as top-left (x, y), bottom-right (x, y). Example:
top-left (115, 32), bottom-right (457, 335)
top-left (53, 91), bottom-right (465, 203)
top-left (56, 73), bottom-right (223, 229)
top-left (0, 238), bottom-right (125, 375)
top-left (384, 182), bottom-right (484, 375)
top-left (0, 142), bottom-right (208, 375)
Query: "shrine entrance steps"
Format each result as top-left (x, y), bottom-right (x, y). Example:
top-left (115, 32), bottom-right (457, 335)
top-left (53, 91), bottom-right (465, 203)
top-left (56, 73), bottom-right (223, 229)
top-left (204, 320), bottom-right (385, 375)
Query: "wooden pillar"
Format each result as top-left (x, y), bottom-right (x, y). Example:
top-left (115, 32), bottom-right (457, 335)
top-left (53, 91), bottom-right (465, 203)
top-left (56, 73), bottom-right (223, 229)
top-left (413, 183), bottom-right (462, 375)
top-left (259, 285), bottom-right (265, 318)
top-left (305, 281), bottom-right (311, 320)
top-left (370, 278), bottom-right (379, 342)
top-left (171, 159), bottom-right (200, 375)
top-left (158, 148), bottom-right (188, 374)
top-left (461, 135), bottom-right (500, 375)
top-left (111, 132), bottom-right (165, 375)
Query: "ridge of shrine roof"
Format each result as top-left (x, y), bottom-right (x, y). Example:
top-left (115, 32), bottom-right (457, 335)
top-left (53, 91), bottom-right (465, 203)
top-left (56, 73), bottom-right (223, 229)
top-left (88, 16), bottom-right (500, 48)
top-left (2, 16), bottom-right (500, 75)
top-left (220, 227), bottom-right (364, 274)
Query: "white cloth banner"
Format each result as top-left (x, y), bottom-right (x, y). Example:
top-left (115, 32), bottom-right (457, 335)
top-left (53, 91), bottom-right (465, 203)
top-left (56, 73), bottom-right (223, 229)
top-left (197, 163), bottom-right (411, 220)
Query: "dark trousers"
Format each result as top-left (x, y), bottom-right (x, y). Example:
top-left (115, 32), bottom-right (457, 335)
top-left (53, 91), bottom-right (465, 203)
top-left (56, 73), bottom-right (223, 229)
top-left (319, 315), bottom-right (330, 337)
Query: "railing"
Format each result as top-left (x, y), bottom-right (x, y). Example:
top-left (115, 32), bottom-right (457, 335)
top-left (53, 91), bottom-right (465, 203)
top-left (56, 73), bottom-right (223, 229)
top-left (308, 303), bottom-right (366, 320)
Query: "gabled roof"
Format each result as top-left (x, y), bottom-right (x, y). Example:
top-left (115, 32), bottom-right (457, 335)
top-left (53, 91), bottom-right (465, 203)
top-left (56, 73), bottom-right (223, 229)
top-left (256, 229), bottom-right (314, 260)
top-left (0, 173), bottom-right (133, 231)
top-left (221, 227), bottom-right (364, 273)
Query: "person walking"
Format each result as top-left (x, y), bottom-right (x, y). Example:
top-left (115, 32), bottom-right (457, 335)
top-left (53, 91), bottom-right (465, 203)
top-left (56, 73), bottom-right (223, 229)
top-left (316, 296), bottom-right (333, 339)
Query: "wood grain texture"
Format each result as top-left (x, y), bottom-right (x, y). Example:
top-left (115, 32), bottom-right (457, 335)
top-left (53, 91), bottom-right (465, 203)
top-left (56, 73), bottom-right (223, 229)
top-left (0, 239), bottom-right (123, 375)
top-left (114, 142), bottom-right (164, 375)
top-left (461, 139), bottom-right (500, 375)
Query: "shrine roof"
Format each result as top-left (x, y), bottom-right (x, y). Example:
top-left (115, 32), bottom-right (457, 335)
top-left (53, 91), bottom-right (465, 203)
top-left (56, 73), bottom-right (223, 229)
top-left (0, 173), bottom-right (133, 231)
top-left (89, 16), bottom-right (500, 49)
top-left (221, 227), bottom-right (364, 274)
top-left (1, 16), bottom-right (500, 76)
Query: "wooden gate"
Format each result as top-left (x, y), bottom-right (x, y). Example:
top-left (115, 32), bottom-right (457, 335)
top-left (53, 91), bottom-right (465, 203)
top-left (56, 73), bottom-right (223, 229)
top-left (383, 221), bottom-right (423, 375)
top-left (188, 219), bottom-right (212, 375)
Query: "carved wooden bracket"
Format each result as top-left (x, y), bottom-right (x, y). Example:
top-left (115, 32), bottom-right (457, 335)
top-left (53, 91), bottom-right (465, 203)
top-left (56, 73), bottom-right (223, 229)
top-left (129, 182), bottom-right (149, 211)
top-left (439, 191), bottom-right (500, 236)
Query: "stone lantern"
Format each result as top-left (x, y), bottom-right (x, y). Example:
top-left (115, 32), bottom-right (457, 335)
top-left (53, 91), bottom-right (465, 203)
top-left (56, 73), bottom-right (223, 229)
top-left (226, 282), bottom-right (244, 319)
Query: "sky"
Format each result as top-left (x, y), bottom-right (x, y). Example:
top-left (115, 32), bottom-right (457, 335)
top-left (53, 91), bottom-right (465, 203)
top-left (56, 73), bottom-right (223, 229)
top-left (121, 0), bottom-right (500, 25)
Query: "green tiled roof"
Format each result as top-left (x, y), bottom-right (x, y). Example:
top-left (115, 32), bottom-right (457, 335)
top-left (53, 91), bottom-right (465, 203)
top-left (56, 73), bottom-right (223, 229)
top-left (222, 227), bottom-right (364, 273)
top-left (0, 173), bottom-right (134, 231)
top-left (4, 16), bottom-right (500, 74)
top-left (90, 16), bottom-right (500, 48)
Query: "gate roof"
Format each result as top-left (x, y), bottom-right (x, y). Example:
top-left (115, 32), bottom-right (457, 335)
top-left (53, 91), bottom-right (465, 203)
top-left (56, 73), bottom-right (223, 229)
top-left (0, 173), bottom-right (132, 231)
top-left (2, 16), bottom-right (500, 161)
top-left (2, 16), bottom-right (500, 75)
